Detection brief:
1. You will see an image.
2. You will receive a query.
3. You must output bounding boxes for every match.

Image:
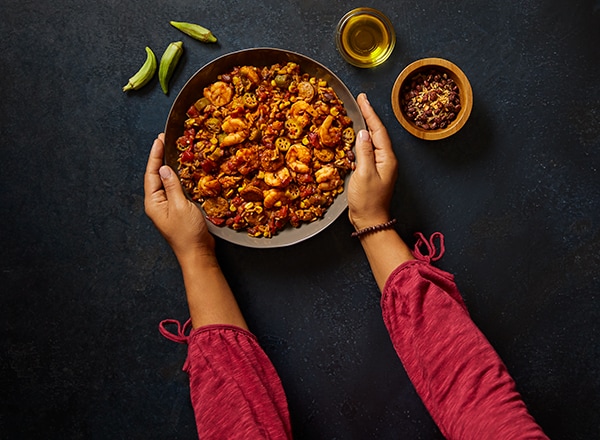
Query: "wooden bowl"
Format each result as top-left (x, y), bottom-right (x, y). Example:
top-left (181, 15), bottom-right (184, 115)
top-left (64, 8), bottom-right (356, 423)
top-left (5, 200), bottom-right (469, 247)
top-left (391, 58), bottom-right (473, 140)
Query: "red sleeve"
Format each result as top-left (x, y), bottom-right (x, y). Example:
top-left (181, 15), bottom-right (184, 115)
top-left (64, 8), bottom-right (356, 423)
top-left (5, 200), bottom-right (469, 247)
top-left (159, 320), bottom-right (292, 439)
top-left (381, 233), bottom-right (548, 440)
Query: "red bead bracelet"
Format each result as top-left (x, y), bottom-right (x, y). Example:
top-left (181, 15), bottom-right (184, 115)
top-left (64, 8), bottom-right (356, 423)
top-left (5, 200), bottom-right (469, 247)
top-left (351, 218), bottom-right (397, 238)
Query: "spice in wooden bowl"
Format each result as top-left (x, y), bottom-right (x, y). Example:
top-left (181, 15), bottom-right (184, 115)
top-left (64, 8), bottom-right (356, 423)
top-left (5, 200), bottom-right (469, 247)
top-left (391, 58), bottom-right (473, 140)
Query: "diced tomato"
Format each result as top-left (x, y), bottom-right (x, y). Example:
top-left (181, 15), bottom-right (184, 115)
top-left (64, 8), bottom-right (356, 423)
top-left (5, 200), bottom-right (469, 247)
top-left (262, 139), bottom-right (274, 149)
top-left (200, 159), bottom-right (217, 173)
top-left (181, 148), bottom-right (195, 163)
top-left (266, 206), bottom-right (289, 234)
top-left (276, 205), bottom-right (289, 218)
top-left (300, 185), bottom-right (315, 197)
top-left (207, 216), bottom-right (226, 226)
top-left (229, 106), bottom-right (245, 118)
top-left (186, 105), bottom-right (200, 118)
top-left (307, 131), bottom-right (320, 148)
top-left (178, 129), bottom-right (196, 150)
top-left (176, 136), bottom-right (191, 149)
top-left (257, 86), bottom-right (268, 101)
top-left (297, 173), bottom-right (314, 184)
top-left (220, 158), bottom-right (239, 175)
top-left (290, 213), bottom-right (300, 227)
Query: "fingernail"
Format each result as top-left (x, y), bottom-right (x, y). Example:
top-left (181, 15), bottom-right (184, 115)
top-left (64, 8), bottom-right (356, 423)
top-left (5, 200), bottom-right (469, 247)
top-left (362, 93), bottom-right (370, 106)
top-left (358, 129), bottom-right (371, 142)
top-left (159, 166), bottom-right (171, 179)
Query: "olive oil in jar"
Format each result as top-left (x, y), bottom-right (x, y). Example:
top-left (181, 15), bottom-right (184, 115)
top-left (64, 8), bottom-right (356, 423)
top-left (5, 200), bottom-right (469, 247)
top-left (336, 8), bottom-right (396, 68)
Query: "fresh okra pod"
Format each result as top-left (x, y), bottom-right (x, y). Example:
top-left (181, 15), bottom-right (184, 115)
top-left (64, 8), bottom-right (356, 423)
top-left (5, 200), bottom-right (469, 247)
top-left (170, 21), bottom-right (218, 43)
top-left (122, 47), bottom-right (157, 92)
top-left (158, 41), bottom-right (184, 95)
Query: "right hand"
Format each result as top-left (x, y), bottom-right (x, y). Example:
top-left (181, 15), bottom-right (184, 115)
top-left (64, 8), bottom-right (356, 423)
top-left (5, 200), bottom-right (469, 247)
top-left (144, 134), bottom-right (216, 261)
top-left (347, 93), bottom-right (399, 231)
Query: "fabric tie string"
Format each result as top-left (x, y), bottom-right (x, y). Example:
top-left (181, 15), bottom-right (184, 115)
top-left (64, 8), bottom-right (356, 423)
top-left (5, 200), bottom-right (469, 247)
top-left (159, 318), bottom-right (192, 344)
top-left (413, 232), bottom-right (445, 262)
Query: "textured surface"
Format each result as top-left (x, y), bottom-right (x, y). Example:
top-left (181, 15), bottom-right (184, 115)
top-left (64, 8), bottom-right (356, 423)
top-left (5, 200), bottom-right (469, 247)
top-left (1, 0), bottom-right (599, 439)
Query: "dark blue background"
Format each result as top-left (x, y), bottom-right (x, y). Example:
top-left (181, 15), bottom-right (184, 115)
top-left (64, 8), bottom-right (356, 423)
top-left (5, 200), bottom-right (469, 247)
top-left (1, 0), bottom-right (599, 438)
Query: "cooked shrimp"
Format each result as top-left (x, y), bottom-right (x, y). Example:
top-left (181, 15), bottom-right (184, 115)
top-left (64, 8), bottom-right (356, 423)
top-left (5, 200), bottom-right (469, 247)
top-left (220, 117), bottom-right (249, 147)
top-left (285, 144), bottom-right (312, 173)
top-left (260, 147), bottom-right (284, 171)
top-left (204, 81), bottom-right (233, 107)
top-left (196, 175), bottom-right (222, 197)
top-left (264, 167), bottom-right (292, 188)
top-left (235, 146), bottom-right (259, 175)
top-left (289, 101), bottom-right (315, 127)
top-left (263, 188), bottom-right (287, 208)
top-left (218, 175), bottom-right (242, 196)
top-left (222, 117), bottom-right (248, 133)
top-left (290, 100), bottom-right (310, 117)
top-left (318, 115), bottom-right (342, 147)
top-left (239, 66), bottom-right (261, 87)
top-left (315, 165), bottom-right (342, 191)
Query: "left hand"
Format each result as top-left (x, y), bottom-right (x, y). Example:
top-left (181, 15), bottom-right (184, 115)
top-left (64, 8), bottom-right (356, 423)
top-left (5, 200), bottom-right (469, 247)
top-left (144, 133), bottom-right (215, 260)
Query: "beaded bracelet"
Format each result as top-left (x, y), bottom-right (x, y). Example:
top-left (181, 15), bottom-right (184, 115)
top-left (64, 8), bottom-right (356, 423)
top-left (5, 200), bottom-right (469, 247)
top-left (351, 218), bottom-right (397, 238)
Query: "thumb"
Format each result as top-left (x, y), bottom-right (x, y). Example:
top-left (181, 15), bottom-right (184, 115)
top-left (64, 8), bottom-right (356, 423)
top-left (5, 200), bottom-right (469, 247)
top-left (159, 165), bottom-right (187, 204)
top-left (354, 129), bottom-right (375, 174)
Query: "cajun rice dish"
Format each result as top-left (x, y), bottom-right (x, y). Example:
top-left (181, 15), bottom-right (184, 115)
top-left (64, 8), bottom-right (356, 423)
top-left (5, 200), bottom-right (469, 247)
top-left (175, 61), bottom-right (356, 238)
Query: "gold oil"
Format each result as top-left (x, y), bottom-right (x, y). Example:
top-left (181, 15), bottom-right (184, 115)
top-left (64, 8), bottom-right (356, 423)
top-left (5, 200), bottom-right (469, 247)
top-left (336, 8), bottom-right (395, 68)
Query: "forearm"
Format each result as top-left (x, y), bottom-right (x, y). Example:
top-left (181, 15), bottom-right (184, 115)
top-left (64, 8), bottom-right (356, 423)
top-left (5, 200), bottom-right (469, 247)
top-left (185, 326), bottom-right (292, 438)
top-left (357, 229), bottom-right (415, 291)
top-left (382, 260), bottom-right (548, 439)
top-left (177, 250), bottom-right (248, 330)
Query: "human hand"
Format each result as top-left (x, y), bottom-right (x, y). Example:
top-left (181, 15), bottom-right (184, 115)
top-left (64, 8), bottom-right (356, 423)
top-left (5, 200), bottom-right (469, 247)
top-left (347, 93), bottom-right (399, 231)
top-left (144, 134), bottom-right (215, 261)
